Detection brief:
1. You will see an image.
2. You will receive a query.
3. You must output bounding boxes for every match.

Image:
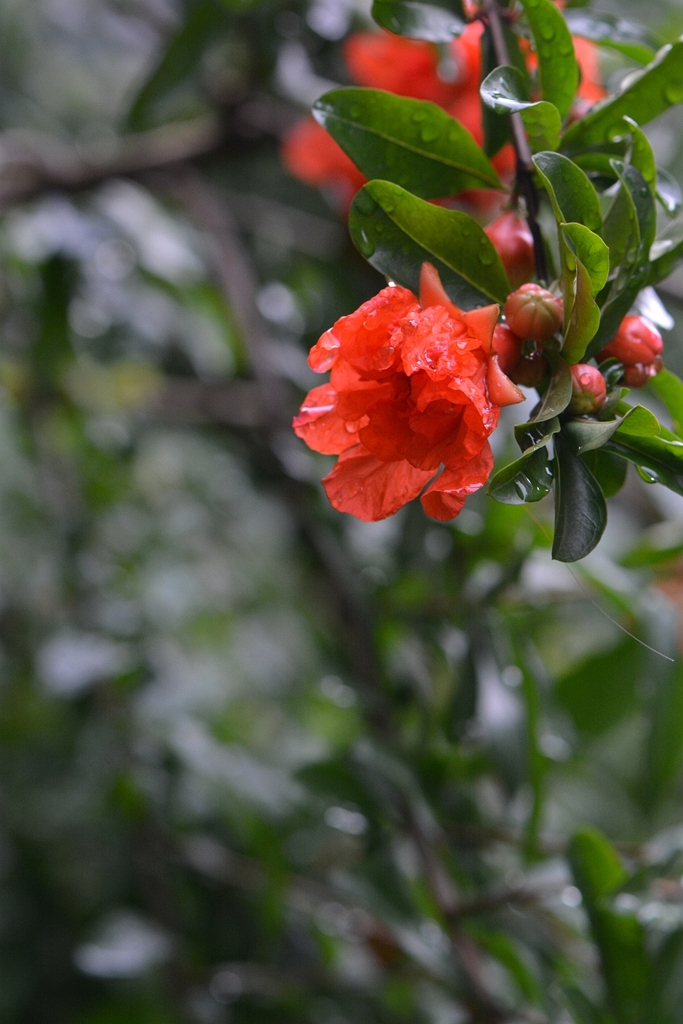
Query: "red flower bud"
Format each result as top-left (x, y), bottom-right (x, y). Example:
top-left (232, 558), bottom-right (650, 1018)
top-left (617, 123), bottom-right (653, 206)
top-left (567, 364), bottom-right (607, 415)
top-left (484, 212), bottom-right (535, 290)
top-left (504, 284), bottom-right (563, 343)
top-left (597, 315), bottom-right (663, 369)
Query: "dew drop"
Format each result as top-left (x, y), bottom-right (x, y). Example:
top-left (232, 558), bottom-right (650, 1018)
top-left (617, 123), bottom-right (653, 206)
top-left (357, 231), bottom-right (375, 257)
top-left (412, 109), bottom-right (428, 123)
top-left (354, 191), bottom-right (377, 216)
top-left (480, 253), bottom-right (493, 266)
top-left (540, 23), bottom-right (554, 41)
top-left (421, 126), bottom-right (439, 143)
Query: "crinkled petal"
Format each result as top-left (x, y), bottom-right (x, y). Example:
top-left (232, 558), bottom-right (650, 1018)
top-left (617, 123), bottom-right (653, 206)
top-left (331, 286), bottom-right (418, 377)
top-left (293, 384), bottom-right (358, 455)
top-left (421, 442), bottom-right (494, 521)
top-left (322, 445), bottom-right (434, 521)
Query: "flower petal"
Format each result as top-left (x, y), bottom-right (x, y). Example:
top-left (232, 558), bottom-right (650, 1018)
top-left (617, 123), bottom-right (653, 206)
top-left (322, 445), bottom-right (433, 521)
top-left (293, 384), bottom-right (358, 454)
top-left (420, 442), bottom-right (494, 521)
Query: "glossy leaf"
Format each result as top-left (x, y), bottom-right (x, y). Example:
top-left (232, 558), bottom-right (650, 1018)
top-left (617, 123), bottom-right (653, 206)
top-left (313, 89), bottom-right (502, 198)
top-left (648, 369), bottom-right (683, 437)
top-left (562, 259), bottom-right (599, 364)
top-left (564, 10), bottom-right (661, 65)
top-left (349, 181), bottom-right (510, 306)
top-left (519, 0), bottom-right (579, 120)
top-left (533, 152), bottom-right (602, 232)
top-left (648, 212), bottom-right (683, 285)
top-left (552, 433), bottom-right (607, 562)
top-left (582, 449), bottom-right (628, 498)
top-left (515, 416), bottom-right (560, 454)
top-left (569, 827), bottom-right (626, 901)
top-left (562, 224), bottom-right (609, 295)
top-left (561, 38), bottom-right (683, 154)
top-left (604, 421), bottom-right (683, 495)
top-left (480, 20), bottom-right (529, 157)
top-left (531, 350), bottom-right (572, 421)
top-left (563, 417), bottom-right (622, 456)
top-left (480, 65), bottom-right (561, 152)
top-left (623, 117), bottom-right (657, 193)
top-left (589, 162), bottom-right (656, 356)
top-left (488, 446), bottom-right (554, 504)
top-left (371, 0), bottom-right (465, 41)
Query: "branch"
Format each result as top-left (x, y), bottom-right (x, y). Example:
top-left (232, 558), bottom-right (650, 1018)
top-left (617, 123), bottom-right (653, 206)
top-left (482, 0), bottom-right (548, 284)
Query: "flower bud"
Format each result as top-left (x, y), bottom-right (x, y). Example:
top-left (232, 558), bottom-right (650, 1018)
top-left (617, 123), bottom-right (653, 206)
top-left (503, 283), bottom-right (563, 343)
top-left (484, 212), bottom-right (535, 290)
top-left (567, 364), bottom-right (607, 416)
top-left (597, 315), bottom-right (663, 369)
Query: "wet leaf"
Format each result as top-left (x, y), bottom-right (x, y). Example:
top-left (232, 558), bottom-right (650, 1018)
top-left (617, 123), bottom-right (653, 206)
top-left (519, 0), bottom-right (579, 120)
top-left (561, 39), bottom-right (683, 155)
top-left (349, 181), bottom-right (510, 306)
top-left (371, 0), bottom-right (465, 41)
top-left (552, 432), bottom-right (607, 561)
top-left (488, 446), bottom-right (554, 504)
top-left (314, 89), bottom-right (502, 198)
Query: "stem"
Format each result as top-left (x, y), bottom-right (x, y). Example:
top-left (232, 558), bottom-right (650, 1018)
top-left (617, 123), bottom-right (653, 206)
top-left (482, 0), bottom-right (549, 284)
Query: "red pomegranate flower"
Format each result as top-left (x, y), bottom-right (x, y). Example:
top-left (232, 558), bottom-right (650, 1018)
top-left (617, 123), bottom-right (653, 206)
top-left (293, 264), bottom-right (522, 522)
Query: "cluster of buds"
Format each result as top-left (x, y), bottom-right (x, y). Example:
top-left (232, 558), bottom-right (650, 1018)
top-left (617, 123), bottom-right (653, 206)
top-left (491, 283), bottom-right (562, 388)
top-left (491, 283), bottom-right (664, 418)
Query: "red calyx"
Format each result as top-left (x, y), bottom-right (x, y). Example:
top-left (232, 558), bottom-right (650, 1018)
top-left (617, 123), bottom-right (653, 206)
top-left (567, 364), bottom-right (607, 416)
top-left (484, 212), bottom-right (535, 290)
top-left (504, 284), bottom-right (563, 343)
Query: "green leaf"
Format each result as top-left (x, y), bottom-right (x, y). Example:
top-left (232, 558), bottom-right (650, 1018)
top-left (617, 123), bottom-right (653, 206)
top-left (622, 520), bottom-right (683, 567)
top-left (480, 66), bottom-right (561, 152)
top-left (552, 432), bottom-right (607, 562)
top-left (488, 447), bottom-right (554, 504)
top-left (582, 449), bottom-right (628, 498)
top-left (647, 212), bottom-right (683, 286)
top-left (349, 181), bottom-right (510, 306)
top-left (623, 117), bottom-right (657, 193)
top-left (646, 660), bottom-right (683, 802)
top-left (519, 0), bottom-right (579, 120)
top-left (314, 89), bottom-right (502, 199)
top-left (648, 369), bottom-right (683, 437)
top-left (561, 38), bottom-right (683, 155)
top-left (565, 406), bottom-right (658, 457)
top-left (371, 0), bottom-right (465, 41)
top-left (531, 350), bottom-right (572, 421)
top-left (556, 638), bottom-right (642, 736)
top-left (515, 416), bottom-right (560, 454)
top-left (588, 161), bottom-right (656, 357)
top-left (569, 829), bottom-right (652, 1021)
top-left (604, 420), bottom-right (683, 495)
top-left (127, 0), bottom-right (227, 130)
top-left (562, 223), bottom-right (609, 295)
top-left (467, 925), bottom-right (544, 1004)
top-left (562, 259), bottom-right (600, 364)
top-left (533, 152), bottom-right (602, 232)
top-left (569, 828), bottom-right (627, 902)
top-left (563, 417), bottom-right (622, 456)
top-left (564, 11), bottom-right (661, 65)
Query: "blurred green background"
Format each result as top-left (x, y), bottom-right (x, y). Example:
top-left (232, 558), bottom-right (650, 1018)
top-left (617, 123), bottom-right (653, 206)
top-left (3, 1), bottom-right (683, 1021)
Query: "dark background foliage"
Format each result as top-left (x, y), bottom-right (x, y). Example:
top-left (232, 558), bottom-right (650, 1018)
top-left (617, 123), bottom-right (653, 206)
top-left (3, 0), bottom-right (683, 1021)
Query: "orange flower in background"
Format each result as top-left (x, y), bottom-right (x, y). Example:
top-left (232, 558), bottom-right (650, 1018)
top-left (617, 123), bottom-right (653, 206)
top-left (280, 117), bottom-right (367, 212)
top-left (293, 264), bottom-right (522, 522)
